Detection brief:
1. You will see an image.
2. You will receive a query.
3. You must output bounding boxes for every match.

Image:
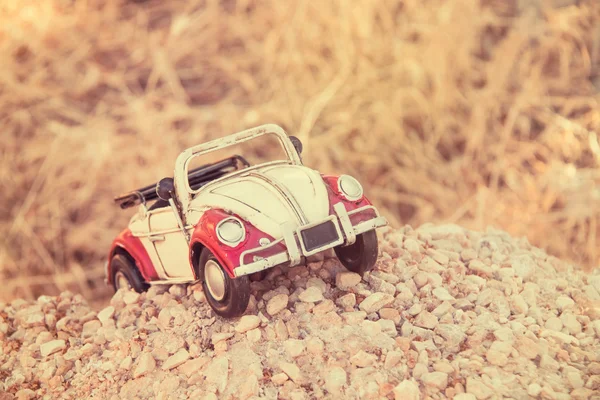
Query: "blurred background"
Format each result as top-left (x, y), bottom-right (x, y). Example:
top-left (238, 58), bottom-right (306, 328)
top-left (1, 0), bottom-right (599, 308)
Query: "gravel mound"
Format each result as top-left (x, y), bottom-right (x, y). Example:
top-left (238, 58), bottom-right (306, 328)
top-left (1, 225), bottom-right (599, 400)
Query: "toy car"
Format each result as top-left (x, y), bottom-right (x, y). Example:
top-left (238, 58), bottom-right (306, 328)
top-left (106, 124), bottom-right (387, 317)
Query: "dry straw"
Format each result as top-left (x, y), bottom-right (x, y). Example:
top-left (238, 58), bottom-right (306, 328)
top-left (1, 0), bottom-right (599, 306)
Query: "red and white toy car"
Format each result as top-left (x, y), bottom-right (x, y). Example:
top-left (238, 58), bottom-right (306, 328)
top-left (107, 124), bottom-right (387, 317)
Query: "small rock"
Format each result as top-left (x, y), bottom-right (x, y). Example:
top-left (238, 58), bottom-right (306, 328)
top-left (97, 306), bottom-right (115, 325)
top-left (40, 340), bottom-right (66, 357)
top-left (235, 315), bottom-right (261, 333)
top-left (393, 380), bottom-right (420, 400)
top-left (266, 294), bottom-right (289, 315)
top-left (123, 291), bottom-right (140, 305)
top-left (211, 332), bottom-right (234, 345)
top-left (205, 357), bottom-right (229, 393)
top-left (527, 383), bottom-right (542, 397)
top-left (246, 328), bottom-right (261, 342)
top-left (414, 311), bottom-right (438, 329)
top-left (133, 352), bottom-right (156, 378)
top-left (556, 295), bottom-right (575, 311)
top-left (298, 287), bottom-right (324, 303)
top-left (454, 394), bottom-right (477, 400)
top-left (545, 317), bottom-right (563, 331)
top-left (379, 308), bottom-right (401, 324)
top-left (350, 350), bottom-right (377, 367)
top-left (162, 348), bottom-right (189, 370)
top-left (336, 293), bottom-right (356, 310)
top-left (179, 357), bottom-right (210, 377)
top-left (81, 320), bottom-right (102, 339)
top-left (432, 287), bottom-right (455, 301)
top-left (324, 366), bottom-right (347, 393)
top-left (421, 371), bottom-right (448, 391)
top-left (384, 351), bottom-right (403, 369)
top-left (493, 327), bottom-right (514, 342)
top-left (284, 339), bottom-right (305, 358)
top-left (239, 374), bottom-right (259, 399)
top-left (280, 362), bottom-right (304, 384)
top-left (271, 372), bottom-right (289, 385)
top-left (336, 272), bottom-right (362, 290)
top-left (467, 377), bottom-right (494, 399)
top-left (119, 356), bottom-right (133, 370)
top-left (359, 292), bottom-right (394, 313)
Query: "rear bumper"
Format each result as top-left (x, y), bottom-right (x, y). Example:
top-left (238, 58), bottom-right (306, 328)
top-left (233, 203), bottom-right (387, 277)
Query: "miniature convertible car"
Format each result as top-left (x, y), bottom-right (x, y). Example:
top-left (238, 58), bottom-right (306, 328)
top-left (107, 124), bottom-right (387, 317)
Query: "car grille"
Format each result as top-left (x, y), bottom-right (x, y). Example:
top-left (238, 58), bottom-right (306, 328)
top-left (300, 220), bottom-right (340, 253)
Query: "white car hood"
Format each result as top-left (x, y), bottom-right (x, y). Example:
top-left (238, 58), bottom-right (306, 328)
top-left (189, 164), bottom-right (330, 238)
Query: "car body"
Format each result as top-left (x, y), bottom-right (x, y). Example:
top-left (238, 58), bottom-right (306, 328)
top-left (106, 124), bottom-right (387, 317)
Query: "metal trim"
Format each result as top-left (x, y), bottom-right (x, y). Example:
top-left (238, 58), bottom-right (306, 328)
top-left (334, 202), bottom-right (356, 245)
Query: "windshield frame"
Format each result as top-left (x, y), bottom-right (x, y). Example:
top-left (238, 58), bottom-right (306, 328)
top-left (174, 124), bottom-right (302, 213)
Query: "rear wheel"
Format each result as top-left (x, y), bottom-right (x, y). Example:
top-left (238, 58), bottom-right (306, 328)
top-left (111, 254), bottom-right (149, 293)
top-left (199, 248), bottom-right (250, 318)
top-left (334, 230), bottom-right (379, 276)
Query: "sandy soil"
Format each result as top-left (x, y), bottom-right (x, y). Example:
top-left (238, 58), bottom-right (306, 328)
top-left (1, 225), bottom-right (599, 399)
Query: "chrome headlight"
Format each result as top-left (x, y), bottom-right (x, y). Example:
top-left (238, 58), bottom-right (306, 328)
top-left (338, 175), bottom-right (363, 201)
top-left (216, 217), bottom-right (245, 246)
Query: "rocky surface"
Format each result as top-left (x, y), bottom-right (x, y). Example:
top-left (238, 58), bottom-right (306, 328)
top-left (1, 225), bottom-right (599, 399)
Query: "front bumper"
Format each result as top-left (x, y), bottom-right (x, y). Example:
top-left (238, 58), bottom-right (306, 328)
top-left (233, 203), bottom-right (387, 277)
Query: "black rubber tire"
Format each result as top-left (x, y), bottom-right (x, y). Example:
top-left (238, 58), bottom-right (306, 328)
top-left (334, 230), bottom-right (379, 276)
top-left (111, 254), bottom-right (149, 293)
top-left (199, 248), bottom-right (250, 318)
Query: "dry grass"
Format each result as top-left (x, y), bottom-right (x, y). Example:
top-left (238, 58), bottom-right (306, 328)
top-left (1, 0), bottom-right (599, 306)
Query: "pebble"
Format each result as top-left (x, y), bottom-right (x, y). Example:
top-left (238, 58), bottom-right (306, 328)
top-left (432, 287), bottom-right (455, 301)
top-left (350, 350), bottom-right (377, 367)
top-left (271, 373), bottom-right (289, 385)
top-left (359, 292), bottom-right (394, 313)
top-left (235, 315), bottom-right (261, 333)
top-left (393, 379), bottom-right (420, 400)
top-left (284, 339), bottom-right (305, 358)
top-left (324, 367), bottom-right (347, 393)
top-left (40, 340), bottom-right (66, 357)
top-left (266, 294), bottom-right (289, 315)
top-left (97, 306), bottom-right (115, 325)
top-left (336, 272), bottom-right (362, 290)
top-left (414, 311), bottom-right (438, 329)
top-left (466, 377), bottom-right (494, 399)
top-left (336, 293), bottom-right (356, 310)
top-left (298, 287), bottom-right (324, 303)
top-left (133, 352), bottom-right (156, 378)
top-left (280, 362), bottom-right (304, 384)
top-left (162, 348), bottom-right (189, 370)
top-left (556, 295), bottom-right (575, 311)
top-left (421, 371), bottom-right (448, 391)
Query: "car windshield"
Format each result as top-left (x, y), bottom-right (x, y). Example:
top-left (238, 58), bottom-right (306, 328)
top-left (185, 131), bottom-right (295, 193)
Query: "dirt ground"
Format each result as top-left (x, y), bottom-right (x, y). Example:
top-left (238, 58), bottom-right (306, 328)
top-left (1, 225), bottom-right (599, 399)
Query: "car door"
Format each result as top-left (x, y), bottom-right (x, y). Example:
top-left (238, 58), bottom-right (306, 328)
top-left (147, 207), bottom-right (195, 279)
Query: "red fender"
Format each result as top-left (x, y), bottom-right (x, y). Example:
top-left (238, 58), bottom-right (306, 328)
top-left (321, 175), bottom-right (377, 223)
top-left (189, 209), bottom-right (284, 278)
top-left (107, 228), bottom-right (159, 283)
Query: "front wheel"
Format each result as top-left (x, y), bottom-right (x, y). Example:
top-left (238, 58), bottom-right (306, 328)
top-left (334, 230), bottom-right (379, 276)
top-left (199, 248), bottom-right (250, 318)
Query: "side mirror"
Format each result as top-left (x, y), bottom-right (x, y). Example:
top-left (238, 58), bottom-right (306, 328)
top-left (289, 136), bottom-right (303, 155)
top-left (156, 177), bottom-right (175, 201)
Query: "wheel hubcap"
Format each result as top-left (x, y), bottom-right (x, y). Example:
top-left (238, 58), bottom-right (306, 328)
top-left (115, 271), bottom-right (132, 291)
top-left (205, 260), bottom-right (226, 301)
